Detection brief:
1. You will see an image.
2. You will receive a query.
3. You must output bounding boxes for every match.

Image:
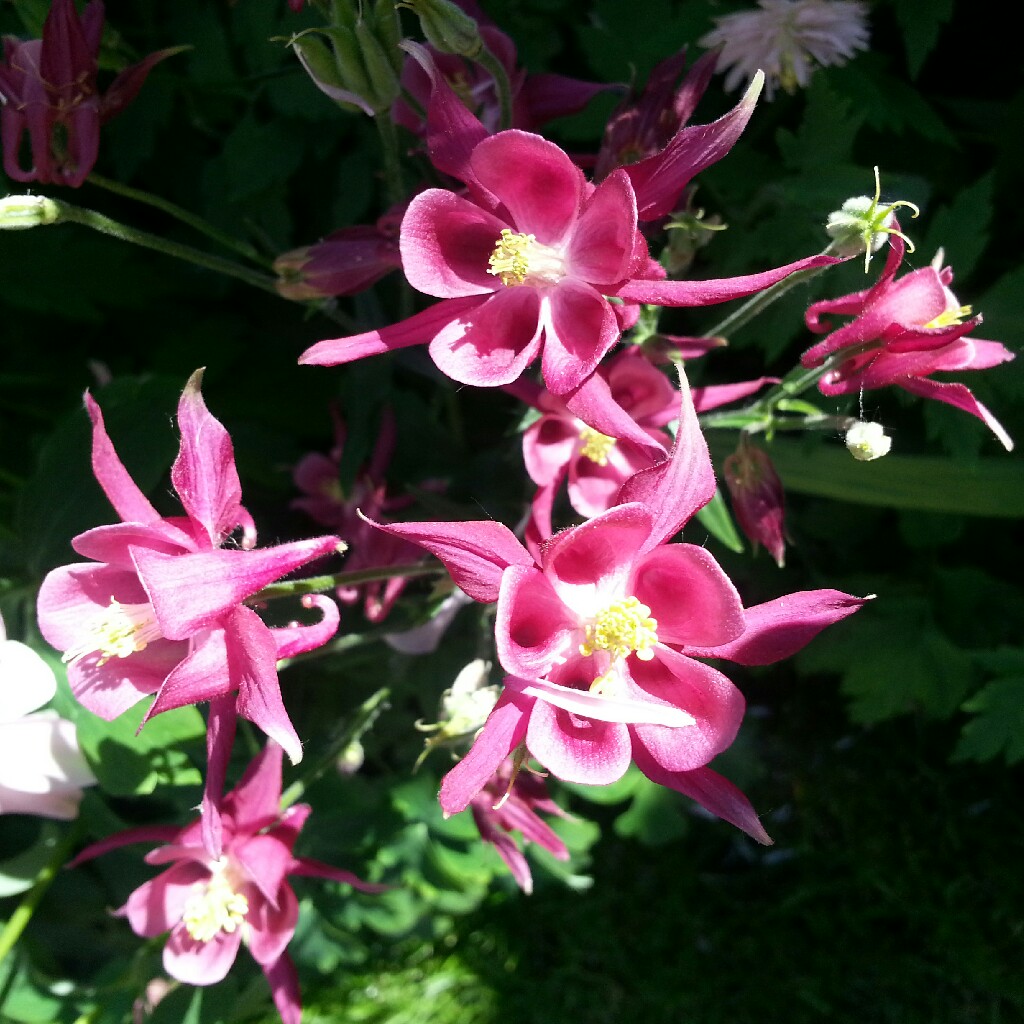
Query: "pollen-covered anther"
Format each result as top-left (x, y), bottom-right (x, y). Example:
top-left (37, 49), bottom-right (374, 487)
top-left (923, 304), bottom-right (973, 330)
top-left (61, 598), bottom-right (164, 667)
top-left (181, 860), bottom-right (249, 943)
top-left (488, 228), bottom-right (535, 287)
top-left (578, 425), bottom-right (616, 466)
top-left (579, 596), bottom-right (659, 662)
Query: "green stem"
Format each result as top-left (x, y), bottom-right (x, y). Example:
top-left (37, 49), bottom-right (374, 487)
top-left (49, 200), bottom-right (279, 294)
top-left (253, 562), bottom-right (445, 602)
top-left (375, 115), bottom-right (406, 209)
top-left (701, 242), bottom-right (840, 342)
top-left (279, 687), bottom-right (390, 809)
top-left (0, 821), bottom-right (81, 966)
top-left (86, 173), bottom-right (270, 267)
top-left (475, 44), bottom-right (513, 130)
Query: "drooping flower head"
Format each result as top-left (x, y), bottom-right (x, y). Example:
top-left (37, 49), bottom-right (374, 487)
top-left (700, 0), bottom-right (870, 101)
top-left (37, 370), bottom-right (343, 763)
top-left (723, 438), bottom-right (787, 567)
top-left (0, 615), bottom-right (95, 819)
top-left (0, 0), bottom-right (178, 186)
top-left (301, 52), bottom-right (841, 395)
top-left (70, 743), bottom-right (386, 1024)
top-left (802, 233), bottom-right (1015, 450)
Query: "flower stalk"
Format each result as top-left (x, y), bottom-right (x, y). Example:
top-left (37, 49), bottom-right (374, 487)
top-left (253, 562), bottom-right (446, 603)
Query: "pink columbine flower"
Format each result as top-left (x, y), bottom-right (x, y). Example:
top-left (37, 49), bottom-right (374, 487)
top-left (0, 615), bottom-right (95, 819)
top-left (802, 233), bottom-right (1016, 450)
top-left (470, 759), bottom-right (569, 894)
top-left (366, 371), bottom-right (867, 842)
top-left (300, 56), bottom-right (840, 394)
top-left (0, 0), bottom-right (177, 187)
top-left (70, 743), bottom-right (385, 1024)
top-left (36, 371), bottom-right (342, 764)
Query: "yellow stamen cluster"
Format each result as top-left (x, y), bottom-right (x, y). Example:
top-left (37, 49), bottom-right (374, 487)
top-left (488, 228), bottom-right (534, 287)
top-left (578, 426), bottom-right (616, 466)
top-left (62, 599), bottom-right (162, 667)
top-left (923, 304), bottom-right (972, 330)
top-left (182, 865), bottom-right (249, 944)
top-left (579, 597), bottom-right (658, 662)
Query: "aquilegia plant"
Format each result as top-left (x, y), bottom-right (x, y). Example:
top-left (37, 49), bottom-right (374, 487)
top-left (0, 1), bottom-right (1017, 1022)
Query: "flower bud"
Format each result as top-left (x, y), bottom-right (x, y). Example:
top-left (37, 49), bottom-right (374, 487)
top-left (415, 658), bottom-right (500, 765)
top-left (0, 194), bottom-right (60, 230)
top-left (845, 420), bottom-right (892, 461)
top-left (399, 0), bottom-right (484, 58)
top-left (825, 166), bottom-right (919, 271)
top-left (723, 440), bottom-right (787, 568)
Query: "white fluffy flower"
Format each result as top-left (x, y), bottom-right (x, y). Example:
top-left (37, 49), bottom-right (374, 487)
top-left (700, 0), bottom-right (870, 100)
top-left (0, 619), bottom-right (95, 820)
top-left (845, 420), bottom-right (892, 461)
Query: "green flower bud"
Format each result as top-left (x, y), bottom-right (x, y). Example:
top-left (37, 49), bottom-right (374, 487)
top-left (398, 0), bottom-right (484, 58)
top-left (0, 194), bottom-right (60, 230)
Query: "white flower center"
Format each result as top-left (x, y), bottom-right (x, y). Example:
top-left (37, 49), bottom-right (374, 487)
top-left (181, 858), bottom-right (249, 943)
top-left (62, 598), bottom-right (163, 667)
top-left (487, 229), bottom-right (566, 288)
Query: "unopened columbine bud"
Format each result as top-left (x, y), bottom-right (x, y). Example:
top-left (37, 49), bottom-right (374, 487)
top-left (825, 166), bottom-right (919, 271)
top-left (0, 195), bottom-right (60, 230)
top-left (845, 420), bottom-right (892, 461)
top-left (723, 440), bottom-right (787, 568)
top-left (398, 0), bottom-right (484, 58)
top-left (415, 658), bottom-right (500, 765)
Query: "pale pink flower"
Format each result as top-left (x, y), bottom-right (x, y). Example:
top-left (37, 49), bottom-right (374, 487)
top-left (71, 743), bottom-right (385, 1024)
top-left (700, 0), bottom-right (870, 101)
top-left (802, 233), bottom-right (1015, 450)
top-left (0, 620), bottom-right (95, 819)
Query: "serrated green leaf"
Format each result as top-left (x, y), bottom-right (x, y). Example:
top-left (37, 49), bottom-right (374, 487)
top-left (919, 173), bottom-right (994, 282)
top-left (889, 0), bottom-right (954, 78)
top-left (953, 675), bottom-right (1024, 764)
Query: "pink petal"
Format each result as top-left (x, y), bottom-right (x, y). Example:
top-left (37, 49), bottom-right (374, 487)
top-left (539, 281), bottom-right (620, 395)
top-left (201, 694), bottom-right (236, 860)
top-left (84, 393), bottom-right (159, 524)
top-left (163, 921), bottom-right (243, 985)
top-left (365, 514), bottom-right (532, 603)
top-left (631, 745), bottom-right (772, 845)
top-left (526, 698), bottom-right (631, 785)
top-left (616, 253), bottom-right (842, 307)
top-left (298, 295), bottom-right (486, 367)
top-left (542, 502), bottom-right (653, 589)
top-left (262, 953), bottom-right (302, 1024)
top-left (400, 189), bottom-right (505, 297)
top-left (518, 73), bottom-right (613, 130)
top-left (245, 881), bottom-right (299, 966)
top-left (477, 821), bottom-right (533, 893)
top-left (429, 288), bottom-right (544, 387)
top-left (233, 834), bottom-right (293, 908)
top-left (125, 861), bottom-right (208, 938)
top-left (67, 824), bottom-right (181, 869)
top-left (625, 73), bottom-right (762, 221)
top-left (617, 366), bottom-right (716, 549)
top-left (272, 594), bottom-right (341, 659)
top-left (685, 589), bottom-right (869, 665)
top-left (172, 370), bottom-right (247, 547)
top-left (133, 536), bottom-right (341, 641)
top-left (439, 690), bottom-right (531, 815)
top-left (628, 649), bottom-right (745, 772)
top-left (290, 856), bottom-right (390, 893)
top-left (631, 544), bottom-right (744, 648)
top-left (495, 566), bottom-right (579, 677)
top-left (898, 377), bottom-right (1014, 451)
top-left (145, 627), bottom-right (234, 720)
top-left (470, 131), bottom-right (584, 243)
top-left (222, 741), bottom-right (284, 835)
top-left (567, 170), bottom-right (639, 284)
top-left (563, 371), bottom-right (668, 458)
top-left (72, 520), bottom-right (195, 567)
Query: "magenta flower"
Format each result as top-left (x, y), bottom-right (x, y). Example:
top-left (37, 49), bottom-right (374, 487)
top-left (300, 62), bottom-right (839, 394)
top-left (0, 0), bottom-right (177, 187)
top-left (469, 759), bottom-right (570, 894)
top-left (36, 371), bottom-right (341, 763)
top-left (71, 743), bottom-right (385, 1024)
top-left (366, 373), bottom-right (866, 841)
top-left (802, 234), bottom-right (1015, 449)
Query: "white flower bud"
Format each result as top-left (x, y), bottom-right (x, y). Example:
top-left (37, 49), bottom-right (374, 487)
top-left (0, 194), bottom-right (60, 230)
top-left (845, 421), bottom-right (892, 461)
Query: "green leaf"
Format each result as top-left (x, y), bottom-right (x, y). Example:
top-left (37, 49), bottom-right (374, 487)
top-left (0, 824), bottom-right (60, 898)
top-left (918, 173), bottom-right (994, 281)
top-left (776, 78), bottom-right (864, 171)
top-left (614, 775), bottom-right (690, 846)
top-left (954, 663), bottom-right (1024, 765)
top-left (749, 438), bottom-right (1024, 518)
top-left (888, 0), bottom-right (955, 78)
top-left (695, 487), bottom-right (744, 553)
